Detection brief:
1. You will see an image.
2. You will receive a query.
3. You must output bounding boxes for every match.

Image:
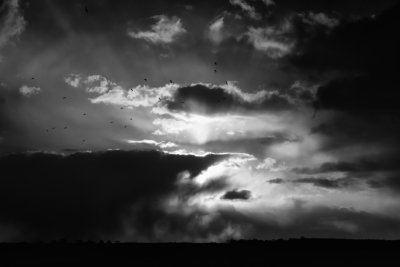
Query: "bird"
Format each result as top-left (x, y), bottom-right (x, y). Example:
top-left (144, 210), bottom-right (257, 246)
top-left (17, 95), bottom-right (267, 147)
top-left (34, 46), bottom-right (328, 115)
top-left (82, 139), bottom-right (86, 143)
top-left (214, 61), bottom-right (217, 65)
top-left (130, 118), bottom-right (133, 121)
top-left (144, 78), bottom-right (148, 82)
top-left (110, 121), bottom-right (114, 124)
top-left (124, 125), bottom-right (127, 128)
top-left (64, 126), bottom-right (68, 130)
top-left (214, 69), bottom-right (217, 73)
top-left (120, 107), bottom-right (124, 110)
top-left (51, 127), bottom-right (56, 130)
top-left (83, 113), bottom-right (86, 116)
top-left (46, 129), bottom-right (49, 133)
top-left (169, 80), bottom-right (173, 84)
top-left (84, 6), bottom-right (89, 13)
top-left (31, 77), bottom-right (35, 80)
top-left (62, 96), bottom-right (67, 100)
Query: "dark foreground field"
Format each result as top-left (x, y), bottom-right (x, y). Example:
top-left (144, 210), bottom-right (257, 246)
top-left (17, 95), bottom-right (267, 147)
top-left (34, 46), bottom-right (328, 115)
top-left (1, 239), bottom-right (399, 266)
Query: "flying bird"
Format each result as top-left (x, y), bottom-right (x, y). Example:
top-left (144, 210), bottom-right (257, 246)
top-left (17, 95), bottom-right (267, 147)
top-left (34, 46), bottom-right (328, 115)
top-left (144, 78), bottom-right (148, 82)
top-left (83, 113), bottom-right (86, 116)
top-left (62, 96), bottom-right (67, 100)
top-left (120, 107), bottom-right (124, 110)
top-left (64, 126), bottom-right (68, 130)
top-left (214, 61), bottom-right (217, 65)
top-left (214, 69), bottom-right (217, 73)
top-left (84, 6), bottom-right (89, 13)
top-left (170, 80), bottom-right (173, 84)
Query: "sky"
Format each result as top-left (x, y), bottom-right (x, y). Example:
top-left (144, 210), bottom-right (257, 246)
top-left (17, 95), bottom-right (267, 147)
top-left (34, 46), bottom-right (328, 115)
top-left (0, 0), bottom-right (400, 242)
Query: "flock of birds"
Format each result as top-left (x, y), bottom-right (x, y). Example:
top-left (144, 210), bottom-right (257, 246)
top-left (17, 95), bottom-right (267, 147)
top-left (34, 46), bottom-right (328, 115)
top-left (40, 46), bottom-right (221, 144)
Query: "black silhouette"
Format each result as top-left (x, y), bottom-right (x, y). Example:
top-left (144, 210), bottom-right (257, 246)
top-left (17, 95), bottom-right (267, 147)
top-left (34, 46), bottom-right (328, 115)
top-left (64, 127), bottom-right (68, 130)
top-left (120, 107), bottom-right (124, 110)
top-left (84, 6), bottom-right (89, 13)
top-left (83, 113), bottom-right (86, 116)
top-left (144, 78), bottom-right (148, 82)
top-left (214, 69), bottom-right (217, 73)
top-left (62, 96), bottom-right (67, 100)
top-left (170, 80), bottom-right (173, 83)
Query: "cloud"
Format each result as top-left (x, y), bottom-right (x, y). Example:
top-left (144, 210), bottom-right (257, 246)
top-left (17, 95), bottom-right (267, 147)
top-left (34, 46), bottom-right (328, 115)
top-left (127, 139), bottom-right (178, 150)
top-left (221, 189), bottom-right (252, 200)
top-left (246, 21), bottom-right (295, 58)
top-left (261, 0), bottom-right (275, 7)
top-left (128, 15), bottom-right (186, 44)
top-left (65, 75), bottom-right (301, 114)
top-left (255, 156), bottom-right (289, 171)
top-left (301, 12), bottom-right (339, 28)
top-left (0, 150), bottom-right (225, 241)
top-left (208, 17), bottom-right (225, 45)
top-left (65, 74), bottom-right (179, 108)
top-left (165, 83), bottom-right (297, 115)
top-left (229, 0), bottom-right (261, 20)
top-left (293, 157), bottom-right (400, 175)
top-left (0, 0), bottom-right (26, 59)
top-left (291, 3), bottom-right (399, 73)
top-left (19, 85), bottom-right (41, 97)
top-left (64, 74), bottom-right (115, 94)
top-left (268, 177), bottom-right (351, 189)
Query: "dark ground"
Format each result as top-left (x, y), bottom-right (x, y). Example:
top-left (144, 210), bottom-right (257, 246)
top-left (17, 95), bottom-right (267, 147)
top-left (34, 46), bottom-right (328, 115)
top-left (1, 239), bottom-right (399, 266)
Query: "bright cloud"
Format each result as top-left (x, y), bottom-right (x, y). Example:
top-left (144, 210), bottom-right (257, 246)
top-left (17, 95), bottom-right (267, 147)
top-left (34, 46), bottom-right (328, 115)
top-left (246, 20), bottom-right (295, 58)
top-left (208, 17), bottom-right (225, 45)
top-left (230, 0), bottom-right (261, 20)
top-left (128, 15), bottom-right (186, 44)
top-left (19, 85), bottom-right (41, 97)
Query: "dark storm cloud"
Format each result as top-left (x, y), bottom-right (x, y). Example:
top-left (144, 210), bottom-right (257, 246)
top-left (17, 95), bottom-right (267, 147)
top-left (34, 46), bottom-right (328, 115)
top-left (240, 204), bottom-right (400, 239)
top-left (268, 177), bottom-right (350, 189)
top-left (133, 201), bottom-right (400, 240)
top-left (0, 150), bottom-right (226, 241)
top-left (291, 155), bottom-right (400, 192)
top-left (293, 155), bottom-right (400, 175)
top-left (165, 84), bottom-right (296, 115)
top-left (291, 3), bottom-right (400, 113)
top-left (292, 3), bottom-right (399, 73)
top-left (221, 189), bottom-right (252, 200)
